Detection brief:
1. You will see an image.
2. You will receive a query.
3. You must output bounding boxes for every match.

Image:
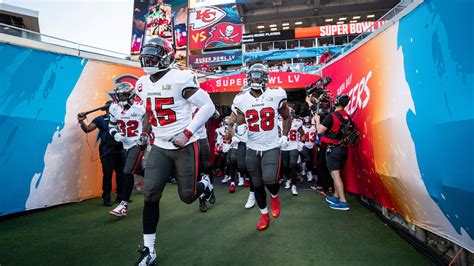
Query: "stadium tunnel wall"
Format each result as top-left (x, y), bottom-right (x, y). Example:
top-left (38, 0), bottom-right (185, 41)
top-left (318, 0), bottom-right (473, 254)
top-left (0, 35), bottom-right (144, 216)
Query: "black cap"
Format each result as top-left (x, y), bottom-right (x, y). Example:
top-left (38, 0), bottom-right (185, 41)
top-left (335, 95), bottom-right (350, 107)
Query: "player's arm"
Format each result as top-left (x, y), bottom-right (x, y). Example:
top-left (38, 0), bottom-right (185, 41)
top-left (225, 112), bottom-right (237, 142)
top-left (142, 112), bottom-right (151, 134)
top-left (77, 112), bottom-right (97, 133)
top-left (183, 87), bottom-right (215, 134)
top-left (278, 101), bottom-right (292, 137)
top-left (298, 126), bottom-right (306, 142)
top-left (107, 108), bottom-right (125, 142)
top-left (170, 87), bottom-right (215, 148)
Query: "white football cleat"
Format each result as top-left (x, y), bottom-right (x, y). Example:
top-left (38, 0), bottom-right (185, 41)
top-left (110, 201), bottom-right (128, 217)
top-left (221, 175), bottom-right (230, 184)
top-left (285, 179), bottom-right (291, 189)
top-left (307, 171), bottom-right (314, 182)
top-left (291, 185), bottom-right (298, 196)
top-left (245, 192), bottom-right (256, 209)
top-left (136, 246), bottom-right (157, 266)
top-left (238, 177), bottom-right (244, 186)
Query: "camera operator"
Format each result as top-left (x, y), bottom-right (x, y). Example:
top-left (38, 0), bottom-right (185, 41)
top-left (306, 95), bottom-right (334, 196)
top-left (77, 101), bottom-right (125, 207)
top-left (315, 95), bottom-right (351, 211)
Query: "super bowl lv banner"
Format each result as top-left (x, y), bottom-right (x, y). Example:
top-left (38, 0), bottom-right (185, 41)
top-left (188, 4), bottom-right (242, 50)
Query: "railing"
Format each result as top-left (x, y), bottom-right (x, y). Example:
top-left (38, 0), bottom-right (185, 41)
top-left (0, 23), bottom-right (131, 60)
top-left (328, 0), bottom-right (416, 61)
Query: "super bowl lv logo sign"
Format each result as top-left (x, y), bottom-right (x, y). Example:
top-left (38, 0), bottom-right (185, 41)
top-left (189, 6), bottom-right (226, 30)
top-left (206, 22), bottom-right (242, 47)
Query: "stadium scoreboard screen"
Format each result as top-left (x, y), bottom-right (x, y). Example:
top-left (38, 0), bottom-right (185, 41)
top-left (242, 30), bottom-right (295, 44)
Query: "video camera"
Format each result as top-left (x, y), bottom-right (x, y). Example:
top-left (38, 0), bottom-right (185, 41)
top-left (306, 76), bottom-right (332, 98)
top-left (306, 76), bottom-right (334, 116)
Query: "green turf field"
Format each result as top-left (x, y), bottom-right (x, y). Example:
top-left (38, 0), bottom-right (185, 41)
top-left (0, 186), bottom-right (430, 266)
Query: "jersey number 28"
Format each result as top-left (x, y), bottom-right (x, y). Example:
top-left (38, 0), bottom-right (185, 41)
top-left (246, 108), bottom-right (275, 132)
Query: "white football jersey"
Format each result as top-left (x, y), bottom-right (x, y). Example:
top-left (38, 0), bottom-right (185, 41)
top-left (109, 101), bottom-right (146, 150)
top-left (215, 125), bottom-right (226, 146)
top-left (231, 104), bottom-right (247, 143)
top-left (280, 118), bottom-right (303, 151)
top-left (233, 87), bottom-right (287, 151)
top-left (135, 68), bottom-right (199, 149)
top-left (192, 106), bottom-right (207, 140)
top-left (302, 125), bottom-right (317, 149)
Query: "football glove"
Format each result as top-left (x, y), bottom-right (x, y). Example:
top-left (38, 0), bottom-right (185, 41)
top-left (297, 142), bottom-right (304, 152)
top-left (113, 132), bottom-right (125, 142)
top-left (222, 143), bottom-right (231, 153)
top-left (279, 135), bottom-right (289, 149)
top-left (170, 129), bottom-right (193, 148)
top-left (235, 124), bottom-right (248, 136)
top-left (137, 132), bottom-right (149, 147)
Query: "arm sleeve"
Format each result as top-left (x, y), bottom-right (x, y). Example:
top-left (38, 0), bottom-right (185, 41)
top-left (186, 89), bottom-right (215, 134)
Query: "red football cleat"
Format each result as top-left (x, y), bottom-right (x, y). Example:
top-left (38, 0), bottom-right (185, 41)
top-left (257, 213), bottom-right (270, 231)
top-left (270, 195), bottom-right (281, 218)
top-left (229, 183), bottom-right (236, 193)
top-left (243, 179), bottom-right (250, 187)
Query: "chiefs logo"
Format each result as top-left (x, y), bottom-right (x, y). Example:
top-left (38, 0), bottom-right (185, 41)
top-left (189, 6), bottom-right (226, 30)
top-left (114, 75), bottom-right (139, 88)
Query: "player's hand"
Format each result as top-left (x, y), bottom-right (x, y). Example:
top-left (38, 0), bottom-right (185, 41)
top-left (279, 136), bottom-right (289, 149)
top-left (171, 129), bottom-right (193, 148)
top-left (77, 112), bottom-right (86, 122)
top-left (114, 133), bottom-right (125, 142)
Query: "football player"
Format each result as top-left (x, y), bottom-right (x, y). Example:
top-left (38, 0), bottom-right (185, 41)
top-left (108, 82), bottom-right (147, 217)
top-left (301, 116), bottom-right (317, 183)
top-left (214, 117), bottom-right (230, 183)
top-left (193, 107), bottom-right (219, 212)
top-left (279, 108), bottom-right (305, 196)
top-left (226, 91), bottom-right (256, 208)
top-left (134, 37), bottom-right (216, 265)
top-left (229, 63), bottom-right (292, 231)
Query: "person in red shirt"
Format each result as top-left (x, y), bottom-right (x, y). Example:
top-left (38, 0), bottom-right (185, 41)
top-left (319, 48), bottom-right (332, 64)
top-left (316, 95), bottom-right (351, 211)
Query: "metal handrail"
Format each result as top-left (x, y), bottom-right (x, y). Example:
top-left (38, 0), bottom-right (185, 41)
top-left (328, 0), bottom-right (416, 62)
top-left (0, 23), bottom-right (131, 60)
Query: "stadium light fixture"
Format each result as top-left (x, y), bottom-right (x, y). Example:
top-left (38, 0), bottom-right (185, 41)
top-left (337, 21), bottom-right (344, 24)
top-left (270, 27), bottom-right (278, 31)
top-left (257, 25), bottom-right (265, 29)
top-left (350, 20), bottom-right (357, 23)
top-left (282, 22), bottom-right (289, 26)
top-left (339, 17), bottom-right (347, 21)
top-left (283, 26), bottom-right (289, 30)
top-left (295, 21), bottom-right (303, 25)
top-left (367, 14), bottom-right (375, 18)
top-left (352, 16), bottom-right (361, 19)
top-left (325, 18), bottom-right (333, 22)
top-left (270, 24), bottom-right (277, 27)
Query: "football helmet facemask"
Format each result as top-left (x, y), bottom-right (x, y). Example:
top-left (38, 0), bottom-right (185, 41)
top-left (246, 63), bottom-right (269, 92)
top-left (113, 82), bottom-right (135, 106)
top-left (139, 37), bottom-right (175, 75)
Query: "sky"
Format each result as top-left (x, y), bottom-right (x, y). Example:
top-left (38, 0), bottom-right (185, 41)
top-left (3, 0), bottom-right (134, 55)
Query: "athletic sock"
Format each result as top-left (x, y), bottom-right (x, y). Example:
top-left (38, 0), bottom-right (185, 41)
top-left (143, 233), bottom-right (156, 253)
top-left (259, 207), bottom-right (268, 214)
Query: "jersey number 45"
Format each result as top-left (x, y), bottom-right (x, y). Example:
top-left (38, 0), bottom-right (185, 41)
top-left (146, 97), bottom-right (177, 126)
